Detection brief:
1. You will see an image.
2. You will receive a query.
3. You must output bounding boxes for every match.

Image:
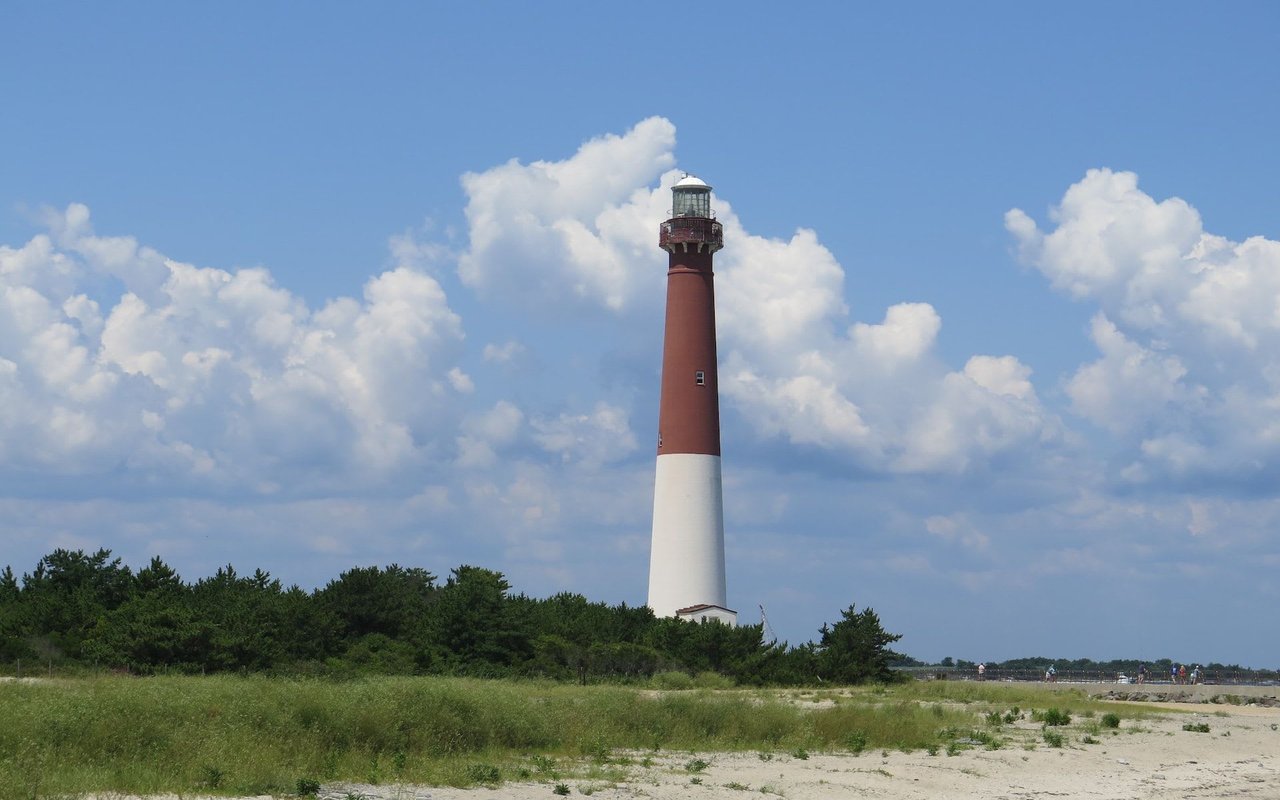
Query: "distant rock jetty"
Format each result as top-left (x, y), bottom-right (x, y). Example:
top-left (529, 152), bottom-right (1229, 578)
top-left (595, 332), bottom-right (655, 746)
top-left (1080, 683), bottom-right (1280, 707)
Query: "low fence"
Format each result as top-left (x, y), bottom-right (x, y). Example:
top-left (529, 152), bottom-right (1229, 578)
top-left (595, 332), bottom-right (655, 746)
top-left (892, 666), bottom-right (1279, 687)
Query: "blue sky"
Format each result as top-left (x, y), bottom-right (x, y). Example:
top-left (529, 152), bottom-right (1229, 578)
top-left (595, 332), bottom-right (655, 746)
top-left (3, 2), bottom-right (1279, 667)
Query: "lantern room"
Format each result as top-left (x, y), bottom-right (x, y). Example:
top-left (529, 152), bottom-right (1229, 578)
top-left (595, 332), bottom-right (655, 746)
top-left (672, 174), bottom-right (713, 218)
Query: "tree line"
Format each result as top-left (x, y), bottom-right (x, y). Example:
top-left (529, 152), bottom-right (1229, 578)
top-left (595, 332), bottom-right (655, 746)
top-left (919, 655), bottom-right (1278, 678)
top-left (0, 548), bottom-right (903, 686)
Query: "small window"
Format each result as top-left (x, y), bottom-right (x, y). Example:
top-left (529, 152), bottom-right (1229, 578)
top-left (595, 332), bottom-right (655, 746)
top-left (695, 371), bottom-right (705, 385)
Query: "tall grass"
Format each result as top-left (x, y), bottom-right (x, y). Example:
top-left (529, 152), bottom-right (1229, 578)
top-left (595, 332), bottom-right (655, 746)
top-left (0, 676), bottom-right (1146, 797)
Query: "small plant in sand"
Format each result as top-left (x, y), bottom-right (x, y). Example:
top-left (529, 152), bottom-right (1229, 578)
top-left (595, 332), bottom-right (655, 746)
top-left (1182, 722), bottom-right (1211, 733)
top-left (552, 783), bottom-right (570, 795)
top-left (686, 758), bottom-right (710, 773)
top-left (1042, 731), bottom-right (1065, 748)
top-left (725, 781), bottom-right (749, 790)
top-left (790, 747), bottom-right (809, 760)
top-left (532, 755), bottom-right (557, 775)
top-left (296, 777), bottom-right (321, 797)
top-left (1036, 708), bottom-right (1071, 726)
top-left (1101, 712), bottom-right (1121, 729)
top-left (464, 763), bottom-right (501, 785)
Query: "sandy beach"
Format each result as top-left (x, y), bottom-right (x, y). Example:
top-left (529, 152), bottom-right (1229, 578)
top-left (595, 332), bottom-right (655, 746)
top-left (87, 688), bottom-right (1278, 800)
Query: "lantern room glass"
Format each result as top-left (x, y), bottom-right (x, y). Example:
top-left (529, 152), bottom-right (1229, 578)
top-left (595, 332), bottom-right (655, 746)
top-left (673, 187), bottom-right (711, 218)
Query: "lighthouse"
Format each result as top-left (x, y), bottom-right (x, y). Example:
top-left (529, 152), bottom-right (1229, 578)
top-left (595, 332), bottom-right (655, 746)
top-left (647, 174), bottom-right (736, 626)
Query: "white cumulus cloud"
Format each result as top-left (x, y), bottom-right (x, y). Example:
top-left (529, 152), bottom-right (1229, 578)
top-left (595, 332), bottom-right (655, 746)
top-left (458, 116), bottom-right (676, 312)
top-left (1008, 168), bottom-right (1280, 484)
top-left (0, 204), bottom-right (471, 491)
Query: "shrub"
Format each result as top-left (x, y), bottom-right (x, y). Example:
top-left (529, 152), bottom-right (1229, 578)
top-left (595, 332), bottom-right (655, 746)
top-left (845, 731), bottom-right (868, 754)
top-left (1043, 731), bottom-right (1064, 748)
top-left (686, 758), bottom-right (710, 773)
top-left (1101, 712), bottom-right (1120, 729)
top-left (651, 671), bottom-right (695, 690)
top-left (1039, 708), bottom-right (1071, 726)
top-left (296, 778), bottom-right (321, 797)
top-left (693, 671), bottom-right (736, 689)
top-left (553, 784), bottom-right (570, 796)
top-left (464, 763), bottom-right (501, 784)
top-left (1182, 723), bottom-right (1210, 733)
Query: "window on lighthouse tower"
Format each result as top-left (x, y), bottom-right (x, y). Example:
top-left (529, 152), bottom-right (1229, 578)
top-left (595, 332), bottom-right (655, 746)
top-left (695, 371), bottom-right (705, 385)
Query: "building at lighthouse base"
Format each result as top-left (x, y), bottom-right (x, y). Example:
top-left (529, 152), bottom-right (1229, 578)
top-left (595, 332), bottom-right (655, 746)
top-left (675, 604), bottom-right (738, 625)
top-left (647, 452), bottom-right (737, 626)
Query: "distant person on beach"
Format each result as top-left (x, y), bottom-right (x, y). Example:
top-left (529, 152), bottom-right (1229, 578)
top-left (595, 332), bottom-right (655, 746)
top-left (1171, 664), bottom-right (1178, 684)
top-left (1179, 664), bottom-right (1187, 684)
top-left (977, 663), bottom-right (986, 680)
top-left (1191, 665), bottom-right (1201, 684)
top-left (1138, 663), bottom-right (1147, 684)
top-left (1045, 665), bottom-right (1057, 683)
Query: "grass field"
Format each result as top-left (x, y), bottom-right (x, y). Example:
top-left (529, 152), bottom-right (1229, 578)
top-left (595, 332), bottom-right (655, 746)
top-left (0, 676), bottom-right (1162, 798)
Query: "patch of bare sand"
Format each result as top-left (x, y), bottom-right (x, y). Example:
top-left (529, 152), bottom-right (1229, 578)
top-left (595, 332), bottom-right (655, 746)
top-left (87, 704), bottom-right (1280, 800)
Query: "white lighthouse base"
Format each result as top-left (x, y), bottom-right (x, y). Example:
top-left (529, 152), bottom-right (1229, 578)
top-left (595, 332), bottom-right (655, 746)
top-left (647, 453), bottom-right (732, 622)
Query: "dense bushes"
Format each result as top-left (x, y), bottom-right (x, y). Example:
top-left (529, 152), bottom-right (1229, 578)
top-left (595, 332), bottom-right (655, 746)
top-left (0, 548), bottom-right (903, 686)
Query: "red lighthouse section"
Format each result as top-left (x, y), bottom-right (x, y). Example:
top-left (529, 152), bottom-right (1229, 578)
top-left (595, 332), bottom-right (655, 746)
top-left (657, 180), bottom-right (724, 457)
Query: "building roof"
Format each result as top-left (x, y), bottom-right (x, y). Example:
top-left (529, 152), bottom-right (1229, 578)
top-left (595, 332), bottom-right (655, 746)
top-left (676, 603), bottom-right (736, 615)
